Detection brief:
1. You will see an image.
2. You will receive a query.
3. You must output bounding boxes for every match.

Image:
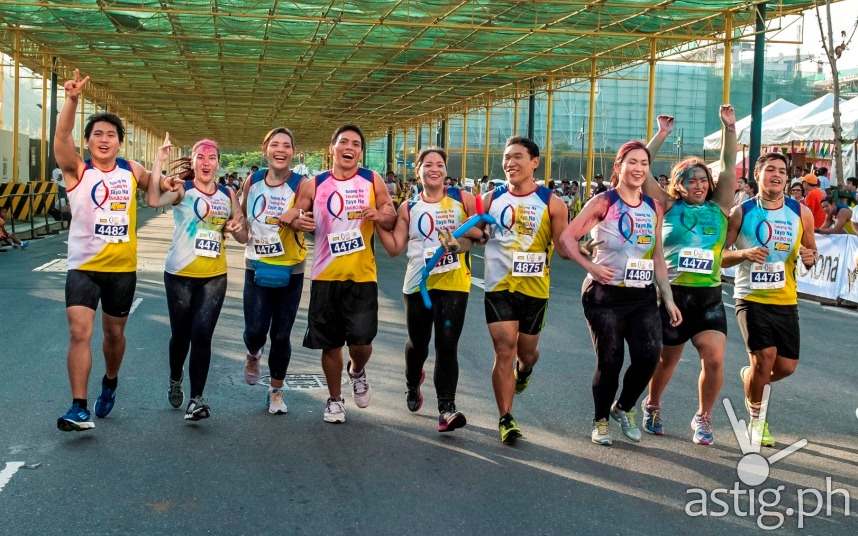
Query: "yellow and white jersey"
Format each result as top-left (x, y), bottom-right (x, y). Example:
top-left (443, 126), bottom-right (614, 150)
top-left (484, 185), bottom-right (554, 299)
top-left (164, 180), bottom-right (232, 278)
top-left (244, 169), bottom-right (307, 272)
top-left (589, 189), bottom-right (658, 287)
top-left (67, 158), bottom-right (138, 272)
top-left (402, 187), bottom-right (471, 294)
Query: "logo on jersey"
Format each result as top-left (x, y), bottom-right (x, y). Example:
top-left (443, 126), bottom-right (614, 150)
top-left (251, 194), bottom-right (267, 222)
top-left (618, 211), bottom-right (636, 243)
top-left (417, 212), bottom-right (435, 240)
top-left (754, 220), bottom-right (774, 247)
top-left (326, 191), bottom-right (345, 221)
top-left (679, 210), bottom-right (698, 233)
top-left (499, 204), bottom-right (516, 232)
top-left (193, 197), bottom-right (212, 222)
top-left (90, 180), bottom-right (111, 209)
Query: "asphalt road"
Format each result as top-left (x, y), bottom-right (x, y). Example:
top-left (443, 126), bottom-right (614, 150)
top-left (1, 208), bottom-right (856, 535)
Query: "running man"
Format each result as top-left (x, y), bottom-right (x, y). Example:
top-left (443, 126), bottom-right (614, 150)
top-left (560, 140), bottom-right (682, 447)
top-left (640, 105), bottom-right (737, 445)
top-left (54, 70), bottom-right (152, 431)
top-left (293, 124), bottom-right (396, 423)
top-left (723, 152), bottom-right (817, 447)
top-left (482, 136), bottom-right (570, 444)
top-left (148, 134), bottom-right (246, 421)
top-left (376, 147), bottom-right (481, 432)
top-left (242, 127), bottom-right (313, 415)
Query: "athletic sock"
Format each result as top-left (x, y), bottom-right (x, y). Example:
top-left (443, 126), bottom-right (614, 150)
top-left (73, 398), bottom-right (88, 410)
top-left (102, 375), bottom-right (118, 390)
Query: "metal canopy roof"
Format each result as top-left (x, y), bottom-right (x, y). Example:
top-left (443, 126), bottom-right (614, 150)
top-left (0, 1), bottom-right (820, 150)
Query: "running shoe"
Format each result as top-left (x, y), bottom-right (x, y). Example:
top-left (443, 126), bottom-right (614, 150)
top-left (184, 397), bottom-right (211, 421)
top-left (739, 366), bottom-right (752, 414)
top-left (513, 362), bottom-right (533, 394)
top-left (57, 404), bottom-right (94, 432)
top-left (691, 413), bottom-right (714, 446)
top-left (406, 370), bottom-right (425, 413)
top-left (168, 377), bottom-right (184, 409)
top-left (244, 350), bottom-right (262, 385)
top-left (94, 380), bottom-right (117, 418)
top-left (641, 400), bottom-right (664, 435)
top-left (19, 241), bottom-right (29, 249)
top-left (437, 403), bottom-right (467, 433)
top-left (749, 419), bottom-right (775, 448)
top-left (323, 397), bottom-right (346, 423)
top-left (348, 366), bottom-right (371, 408)
top-left (610, 402), bottom-right (642, 442)
top-left (498, 413), bottom-right (522, 444)
top-left (591, 418), bottom-right (612, 446)
top-left (268, 387), bottom-right (288, 415)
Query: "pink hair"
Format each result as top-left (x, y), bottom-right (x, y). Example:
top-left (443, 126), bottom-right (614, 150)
top-left (192, 138), bottom-right (220, 157)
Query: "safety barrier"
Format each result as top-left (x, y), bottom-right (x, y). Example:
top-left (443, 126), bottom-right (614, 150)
top-left (0, 181), bottom-right (67, 240)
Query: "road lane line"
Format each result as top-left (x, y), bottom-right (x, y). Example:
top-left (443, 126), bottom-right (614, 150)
top-left (0, 462), bottom-right (25, 493)
top-left (471, 276), bottom-right (485, 289)
top-left (472, 254), bottom-right (484, 259)
top-left (129, 298), bottom-right (143, 315)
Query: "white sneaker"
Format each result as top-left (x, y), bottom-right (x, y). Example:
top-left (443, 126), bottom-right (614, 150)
top-left (323, 397), bottom-right (346, 423)
top-left (348, 367), bottom-right (371, 408)
top-left (268, 388), bottom-right (288, 415)
top-left (610, 402), bottom-right (642, 442)
top-left (244, 350), bottom-right (262, 385)
top-left (591, 418), bottom-right (612, 446)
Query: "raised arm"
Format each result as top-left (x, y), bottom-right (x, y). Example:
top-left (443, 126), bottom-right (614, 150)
top-left (146, 132), bottom-right (182, 208)
top-left (712, 104), bottom-right (738, 212)
top-left (642, 114), bottom-right (673, 208)
top-left (54, 69), bottom-right (89, 188)
top-left (653, 201), bottom-right (681, 326)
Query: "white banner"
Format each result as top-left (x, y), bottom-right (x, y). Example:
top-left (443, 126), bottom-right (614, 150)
top-left (796, 235), bottom-right (848, 301)
top-left (838, 235), bottom-right (858, 304)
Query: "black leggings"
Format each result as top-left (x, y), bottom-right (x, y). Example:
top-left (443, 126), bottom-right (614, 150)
top-left (243, 270), bottom-right (304, 381)
top-left (404, 290), bottom-right (468, 410)
top-left (582, 280), bottom-right (661, 421)
top-left (164, 272), bottom-right (227, 398)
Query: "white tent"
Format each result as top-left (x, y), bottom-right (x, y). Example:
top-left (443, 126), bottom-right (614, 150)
top-left (703, 98), bottom-right (797, 151)
top-left (746, 93), bottom-right (840, 146)
top-left (785, 96), bottom-right (858, 142)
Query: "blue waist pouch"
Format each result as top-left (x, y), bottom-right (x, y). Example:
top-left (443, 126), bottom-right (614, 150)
top-left (251, 260), bottom-right (294, 288)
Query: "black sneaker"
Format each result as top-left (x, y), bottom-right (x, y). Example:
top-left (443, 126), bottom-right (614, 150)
top-left (437, 402), bottom-right (467, 433)
top-left (184, 397), bottom-right (210, 421)
top-left (405, 369), bottom-right (425, 412)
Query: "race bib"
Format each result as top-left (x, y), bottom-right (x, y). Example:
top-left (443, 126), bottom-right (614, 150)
top-left (194, 229), bottom-right (222, 258)
top-left (94, 211), bottom-right (129, 243)
top-left (624, 258), bottom-right (654, 287)
top-left (677, 248), bottom-right (715, 274)
top-left (750, 262), bottom-right (786, 289)
top-left (328, 228), bottom-right (365, 257)
top-left (253, 232), bottom-right (284, 258)
top-left (424, 248), bottom-right (460, 275)
top-left (512, 251), bottom-right (546, 277)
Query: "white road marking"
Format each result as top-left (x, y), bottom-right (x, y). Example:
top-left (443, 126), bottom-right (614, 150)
top-left (129, 298), bottom-right (143, 315)
top-left (472, 253), bottom-right (484, 259)
top-left (0, 462), bottom-right (25, 493)
top-left (33, 258), bottom-right (67, 272)
top-left (724, 302), bottom-right (736, 309)
top-left (821, 305), bottom-right (858, 317)
top-left (471, 276), bottom-right (485, 289)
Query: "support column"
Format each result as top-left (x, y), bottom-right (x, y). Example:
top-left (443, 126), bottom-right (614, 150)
top-left (413, 124), bottom-right (419, 160)
top-left (442, 116), bottom-right (449, 149)
top-left (527, 86), bottom-right (535, 141)
top-left (79, 97), bottom-right (85, 158)
top-left (40, 55), bottom-right (48, 180)
top-left (48, 57), bottom-right (58, 174)
top-left (513, 85), bottom-right (520, 135)
top-left (400, 128), bottom-right (407, 179)
top-left (12, 31), bottom-right (21, 181)
top-left (646, 38), bottom-right (657, 139)
top-left (428, 121), bottom-right (434, 150)
top-left (483, 100), bottom-right (491, 178)
top-left (585, 58), bottom-right (598, 200)
top-left (461, 107), bottom-right (469, 180)
top-left (545, 78), bottom-right (554, 182)
top-left (749, 2), bottom-right (766, 170)
top-left (723, 11), bottom-right (733, 103)
top-left (386, 128), bottom-right (394, 173)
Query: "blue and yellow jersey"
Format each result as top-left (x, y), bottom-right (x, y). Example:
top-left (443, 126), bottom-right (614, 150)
top-left (590, 189), bottom-right (657, 287)
top-left (164, 180), bottom-right (232, 278)
top-left (67, 158), bottom-right (138, 272)
top-left (244, 169), bottom-right (307, 271)
top-left (403, 187), bottom-right (471, 294)
top-left (734, 197), bottom-right (803, 305)
top-left (484, 185), bottom-right (554, 299)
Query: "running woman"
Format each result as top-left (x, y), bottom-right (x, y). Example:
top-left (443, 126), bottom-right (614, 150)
top-left (54, 70), bottom-right (152, 431)
top-left (376, 147), bottom-right (480, 433)
top-left (482, 137), bottom-right (570, 444)
top-left (559, 140), bottom-right (682, 447)
top-left (639, 105), bottom-right (737, 445)
top-left (293, 124), bottom-right (396, 423)
top-left (241, 127), bottom-right (313, 415)
top-left (723, 152), bottom-right (817, 447)
top-left (148, 133), bottom-right (246, 421)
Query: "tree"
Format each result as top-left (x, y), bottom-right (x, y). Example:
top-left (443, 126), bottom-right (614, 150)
top-left (815, 0), bottom-right (858, 185)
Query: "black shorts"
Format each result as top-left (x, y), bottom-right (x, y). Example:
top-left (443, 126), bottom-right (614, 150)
top-left (484, 290), bottom-right (548, 335)
top-left (735, 299), bottom-right (800, 359)
top-left (303, 280), bottom-right (378, 350)
top-left (65, 269), bottom-right (137, 317)
top-left (661, 285), bottom-right (727, 346)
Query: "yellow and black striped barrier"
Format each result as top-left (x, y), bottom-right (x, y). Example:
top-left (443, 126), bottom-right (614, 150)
top-left (0, 181), bottom-right (58, 221)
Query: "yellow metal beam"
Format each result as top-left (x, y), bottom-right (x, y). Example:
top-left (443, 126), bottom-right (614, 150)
top-left (645, 38), bottom-right (656, 139)
top-left (545, 77), bottom-right (554, 182)
top-left (12, 30), bottom-right (20, 181)
top-left (461, 107), bottom-right (468, 180)
top-left (585, 58), bottom-right (597, 200)
top-left (483, 100), bottom-right (491, 178)
top-left (513, 86), bottom-right (520, 136)
top-left (79, 97), bottom-right (85, 158)
top-left (723, 11), bottom-right (733, 103)
top-left (40, 54), bottom-right (48, 181)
